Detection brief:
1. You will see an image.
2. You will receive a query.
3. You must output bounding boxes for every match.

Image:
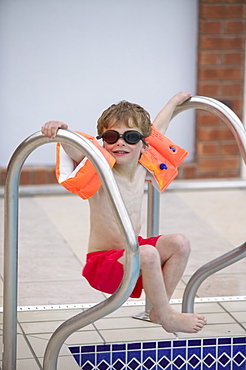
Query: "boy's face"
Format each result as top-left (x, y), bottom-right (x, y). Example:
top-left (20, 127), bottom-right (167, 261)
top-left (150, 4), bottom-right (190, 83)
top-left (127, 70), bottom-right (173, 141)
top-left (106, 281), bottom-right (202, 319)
top-left (102, 122), bottom-right (147, 165)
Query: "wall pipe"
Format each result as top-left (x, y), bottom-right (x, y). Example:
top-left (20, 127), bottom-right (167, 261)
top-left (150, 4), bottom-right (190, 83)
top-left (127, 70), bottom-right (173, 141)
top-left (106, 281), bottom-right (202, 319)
top-left (3, 130), bottom-right (140, 370)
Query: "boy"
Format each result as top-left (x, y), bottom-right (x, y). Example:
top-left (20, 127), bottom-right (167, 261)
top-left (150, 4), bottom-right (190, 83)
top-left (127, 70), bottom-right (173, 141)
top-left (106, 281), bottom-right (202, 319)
top-left (41, 92), bottom-right (206, 333)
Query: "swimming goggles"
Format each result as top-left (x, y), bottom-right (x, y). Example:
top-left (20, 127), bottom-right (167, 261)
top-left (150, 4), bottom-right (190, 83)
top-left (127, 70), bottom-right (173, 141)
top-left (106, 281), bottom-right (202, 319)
top-left (96, 130), bottom-right (147, 145)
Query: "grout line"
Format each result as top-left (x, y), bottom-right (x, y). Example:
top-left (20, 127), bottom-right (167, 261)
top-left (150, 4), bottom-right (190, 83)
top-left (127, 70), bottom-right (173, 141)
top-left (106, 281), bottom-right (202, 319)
top-left (218, 302), bottom-right (246, 332)
top-left (17, 321), bottom-right (43, 370)
top-left (93, 322), bottom-right (107, 345)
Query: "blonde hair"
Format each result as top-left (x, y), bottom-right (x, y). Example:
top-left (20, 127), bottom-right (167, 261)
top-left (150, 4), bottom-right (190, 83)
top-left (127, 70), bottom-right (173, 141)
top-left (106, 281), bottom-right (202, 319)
top-left (97, 101), bottom-right (152, 137)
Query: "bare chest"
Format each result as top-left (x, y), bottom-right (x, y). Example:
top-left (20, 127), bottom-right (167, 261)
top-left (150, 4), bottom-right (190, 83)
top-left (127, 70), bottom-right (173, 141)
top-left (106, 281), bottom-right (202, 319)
top-left (88, 165), bottom-right (147, 249)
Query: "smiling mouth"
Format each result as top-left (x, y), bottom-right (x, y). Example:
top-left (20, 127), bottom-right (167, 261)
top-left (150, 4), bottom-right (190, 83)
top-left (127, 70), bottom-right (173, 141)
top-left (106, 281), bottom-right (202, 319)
top-left (113, 150), bottom-right (129, 155)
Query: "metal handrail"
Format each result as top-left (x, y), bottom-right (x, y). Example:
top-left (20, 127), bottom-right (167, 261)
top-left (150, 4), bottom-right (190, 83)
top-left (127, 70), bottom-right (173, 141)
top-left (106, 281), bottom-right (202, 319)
top-left (174, 96), bottom-right (246, 313)
top-left (3, 130), bottom-right (140, 370)
top-left (182, 242), bottom-right (246, 313)
top-left (137, 96), bottom-right (246, 319)
top-left (172, 96), bottom-right (246, 162)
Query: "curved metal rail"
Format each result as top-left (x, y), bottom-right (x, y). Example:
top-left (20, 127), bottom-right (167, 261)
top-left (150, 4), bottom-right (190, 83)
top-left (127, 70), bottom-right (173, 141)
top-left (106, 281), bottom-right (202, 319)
top-left (135, 96), bottom-right (246, 319)
top-left (182, 242), bottom-right (246, 313)
top-left (3, 130), bottom-right (140, 370)
top-left (172, 96), bottom-right (246, 313)
top-left (172, 96), bottom-right (246, 163)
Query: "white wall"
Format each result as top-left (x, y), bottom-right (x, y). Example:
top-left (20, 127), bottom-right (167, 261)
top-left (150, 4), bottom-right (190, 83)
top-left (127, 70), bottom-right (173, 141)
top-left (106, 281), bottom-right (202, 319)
top-left (0, 0), bottom-right (198, 167)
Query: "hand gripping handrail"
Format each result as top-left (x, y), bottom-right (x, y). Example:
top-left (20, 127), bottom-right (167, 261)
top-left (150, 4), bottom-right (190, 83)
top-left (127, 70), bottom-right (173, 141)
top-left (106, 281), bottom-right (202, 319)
top-left (3, 130), bottom-right (140, 370)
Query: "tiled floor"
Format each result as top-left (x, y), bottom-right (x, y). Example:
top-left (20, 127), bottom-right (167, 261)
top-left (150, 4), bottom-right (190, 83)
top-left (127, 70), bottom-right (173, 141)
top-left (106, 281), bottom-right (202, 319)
top-left (0, 184), bottom-right (245, 369)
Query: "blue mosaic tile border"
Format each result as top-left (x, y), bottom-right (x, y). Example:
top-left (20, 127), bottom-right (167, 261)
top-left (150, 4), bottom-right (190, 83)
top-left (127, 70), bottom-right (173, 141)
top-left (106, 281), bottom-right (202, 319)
top-left (69, 337), bottom-right (246, 370)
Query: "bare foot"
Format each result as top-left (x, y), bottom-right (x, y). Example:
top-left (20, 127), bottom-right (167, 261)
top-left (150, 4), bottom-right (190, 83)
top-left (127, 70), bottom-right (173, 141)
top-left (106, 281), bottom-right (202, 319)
top-left (149, 307), bottom-right (206, 334)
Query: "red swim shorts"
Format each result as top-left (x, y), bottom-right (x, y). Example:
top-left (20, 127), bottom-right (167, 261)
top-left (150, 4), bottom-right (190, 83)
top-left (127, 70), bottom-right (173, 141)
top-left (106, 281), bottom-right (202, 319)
top-left (82, 235), bottom-right (162, 298)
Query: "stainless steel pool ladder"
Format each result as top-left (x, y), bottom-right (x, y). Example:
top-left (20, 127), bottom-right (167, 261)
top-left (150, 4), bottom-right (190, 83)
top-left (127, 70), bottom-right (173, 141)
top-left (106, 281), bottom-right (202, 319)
top-left (140, 96), bottom-right (246, 319)
top-left (2, 96), bottom-right (246, 369)
top-left (178, 97), bottom-right (246, 313)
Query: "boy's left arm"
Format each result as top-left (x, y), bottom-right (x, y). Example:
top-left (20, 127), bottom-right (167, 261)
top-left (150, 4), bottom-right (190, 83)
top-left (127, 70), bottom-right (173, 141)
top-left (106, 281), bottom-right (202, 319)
top-left (152, 92), bottom-right (191, 134)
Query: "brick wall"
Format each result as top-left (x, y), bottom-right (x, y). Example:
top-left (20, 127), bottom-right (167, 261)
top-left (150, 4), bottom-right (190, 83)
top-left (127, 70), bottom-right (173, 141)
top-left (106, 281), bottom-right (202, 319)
top-left (0, 0), bottom-right (245, 186)
top-left (179, 0), bottom-right (245, 179)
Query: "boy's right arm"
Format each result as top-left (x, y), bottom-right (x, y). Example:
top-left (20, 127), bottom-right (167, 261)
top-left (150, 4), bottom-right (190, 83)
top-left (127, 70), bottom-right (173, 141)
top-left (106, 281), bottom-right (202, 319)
top-left (152, 92), bottom-right (191, 134)
top-left (41, 120), bottom-right (85, 164)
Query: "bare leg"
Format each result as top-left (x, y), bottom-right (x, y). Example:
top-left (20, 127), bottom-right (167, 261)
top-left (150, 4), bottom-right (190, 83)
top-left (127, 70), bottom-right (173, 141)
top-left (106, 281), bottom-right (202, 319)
top-left (139, 244), bottom-right (206, 333)
top-left (155, 234), bottom-right (190, 300)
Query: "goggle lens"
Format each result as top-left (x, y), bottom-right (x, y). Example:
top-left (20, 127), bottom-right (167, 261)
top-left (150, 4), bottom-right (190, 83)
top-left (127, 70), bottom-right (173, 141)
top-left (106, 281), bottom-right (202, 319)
top-left (97, 130), bottom-right (145, 145)
top-left (102, 131), bottom-right (119, 143)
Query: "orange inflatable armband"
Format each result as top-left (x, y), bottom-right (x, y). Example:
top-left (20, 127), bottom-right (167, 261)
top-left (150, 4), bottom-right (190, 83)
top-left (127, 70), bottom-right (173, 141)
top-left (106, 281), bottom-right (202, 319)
top-left (139, 125), bottom-right (189, 192)
top-left (56, 131), bottom-right (115, 199)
